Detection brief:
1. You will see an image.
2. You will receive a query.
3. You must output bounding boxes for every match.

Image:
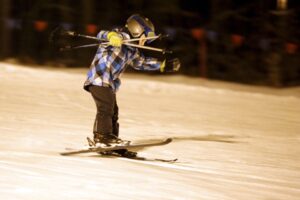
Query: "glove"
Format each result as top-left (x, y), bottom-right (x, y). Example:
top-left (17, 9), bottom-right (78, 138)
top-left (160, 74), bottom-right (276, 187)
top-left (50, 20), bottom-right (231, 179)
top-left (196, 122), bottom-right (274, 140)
top-left (160, 58), bottom-right (181, 72)
top-left (107, 31), bottom-right (123, 47)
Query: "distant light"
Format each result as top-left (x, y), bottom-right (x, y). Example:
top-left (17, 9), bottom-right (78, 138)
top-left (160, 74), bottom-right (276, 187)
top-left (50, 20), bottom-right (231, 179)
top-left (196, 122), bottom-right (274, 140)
top-left (277, 0), bottom-right (288, 10)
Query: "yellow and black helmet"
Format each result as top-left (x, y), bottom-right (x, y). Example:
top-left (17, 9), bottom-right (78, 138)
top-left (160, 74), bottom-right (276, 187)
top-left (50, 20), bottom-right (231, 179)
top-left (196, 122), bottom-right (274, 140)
top-left (126, 14), bottom-right (155, 38)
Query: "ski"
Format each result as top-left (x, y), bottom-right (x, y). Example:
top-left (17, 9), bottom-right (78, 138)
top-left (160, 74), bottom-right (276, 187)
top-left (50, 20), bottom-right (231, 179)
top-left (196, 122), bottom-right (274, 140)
top-left (60, 138), bottom-right (172, 156)
top-left (113, 155), bottom-right (178, 163)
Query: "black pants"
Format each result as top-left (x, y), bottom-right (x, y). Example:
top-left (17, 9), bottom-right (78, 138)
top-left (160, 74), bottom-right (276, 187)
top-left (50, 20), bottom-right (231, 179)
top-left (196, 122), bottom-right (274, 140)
top-left (89, 85), bottom-right (119, 137)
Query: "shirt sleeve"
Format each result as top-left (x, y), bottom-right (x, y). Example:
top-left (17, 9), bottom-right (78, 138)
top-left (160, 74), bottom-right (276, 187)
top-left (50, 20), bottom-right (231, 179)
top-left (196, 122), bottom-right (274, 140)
top-left (128, 50), bottom-right (162, 71)
top-left (96, 30), bottom-right (110, 40)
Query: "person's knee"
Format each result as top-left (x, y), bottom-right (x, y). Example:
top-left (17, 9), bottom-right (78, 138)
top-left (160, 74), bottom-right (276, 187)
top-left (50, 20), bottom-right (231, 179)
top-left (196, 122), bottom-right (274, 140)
top-left (97, 106), bottom-right (113, 118)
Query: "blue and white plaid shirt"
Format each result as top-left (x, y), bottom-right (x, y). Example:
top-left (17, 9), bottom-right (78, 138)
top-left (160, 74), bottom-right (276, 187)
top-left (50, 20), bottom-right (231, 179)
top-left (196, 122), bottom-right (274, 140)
top-left (84, 30), bottom-right (162, 92)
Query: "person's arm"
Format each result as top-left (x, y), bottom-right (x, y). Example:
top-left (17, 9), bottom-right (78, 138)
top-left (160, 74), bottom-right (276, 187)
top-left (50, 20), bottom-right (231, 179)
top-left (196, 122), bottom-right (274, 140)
top-left (129, 51), bottom-right (180, 72)
top-left (128, 51), bottom-right (161, 71)
top-left (96, 30), bottom-right (110, 40)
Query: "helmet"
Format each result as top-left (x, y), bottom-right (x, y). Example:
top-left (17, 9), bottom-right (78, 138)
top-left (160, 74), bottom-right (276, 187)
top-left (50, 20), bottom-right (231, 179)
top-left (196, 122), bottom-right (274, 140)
top-left (126, 14), bottom-right (155, 38)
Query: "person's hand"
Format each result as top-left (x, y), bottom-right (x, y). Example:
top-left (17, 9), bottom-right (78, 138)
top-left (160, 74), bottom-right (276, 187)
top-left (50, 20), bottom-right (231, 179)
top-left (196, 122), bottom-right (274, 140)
top-left (160, 58), bottom-right (181, 72)
top-left (107, 32), bottom-right (123, 47)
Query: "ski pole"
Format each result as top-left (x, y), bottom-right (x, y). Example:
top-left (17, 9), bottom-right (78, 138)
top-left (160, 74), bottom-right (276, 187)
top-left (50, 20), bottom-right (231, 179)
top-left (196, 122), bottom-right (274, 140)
top-left (64, 31), bottom-right (105, 41)
top-left (57, 30), bottom-right (171, 53)
top-left (65, 30), bottom-right (166, 43)
top-left (60, 42), bottom-right (172, 54)
top-left (59, 43), bottom-right (99, 51)
top-left (122, 42), bottom-right (172, 54)
top-left (123, 34), bottom-right (168, 42)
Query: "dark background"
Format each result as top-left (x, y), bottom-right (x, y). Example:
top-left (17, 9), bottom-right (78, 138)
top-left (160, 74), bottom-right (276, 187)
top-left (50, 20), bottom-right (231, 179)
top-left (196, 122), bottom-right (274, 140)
top-left (0, 0), bottom-right (299, 87)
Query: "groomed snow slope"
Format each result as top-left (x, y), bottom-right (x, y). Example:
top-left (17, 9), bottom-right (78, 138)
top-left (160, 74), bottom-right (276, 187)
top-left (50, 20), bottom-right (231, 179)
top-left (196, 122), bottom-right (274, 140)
top-left (0, 62), bottom-right (299, 200)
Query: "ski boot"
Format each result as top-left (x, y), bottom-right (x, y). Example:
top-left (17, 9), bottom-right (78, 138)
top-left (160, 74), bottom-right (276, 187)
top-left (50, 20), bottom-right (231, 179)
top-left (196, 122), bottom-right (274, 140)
top-left (92, 133), bottom-right (136, 157)
top-left (113, 149), bottom-right (137, 158)
top-left (93, 133), bottom-right (130, 147)
top-left (96, 149), bottom-right (137, 158)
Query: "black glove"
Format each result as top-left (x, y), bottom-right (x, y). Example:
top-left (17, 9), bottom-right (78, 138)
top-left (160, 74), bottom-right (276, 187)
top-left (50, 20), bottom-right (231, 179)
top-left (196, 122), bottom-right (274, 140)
top-left (160, 58), bottom-right (181, 72)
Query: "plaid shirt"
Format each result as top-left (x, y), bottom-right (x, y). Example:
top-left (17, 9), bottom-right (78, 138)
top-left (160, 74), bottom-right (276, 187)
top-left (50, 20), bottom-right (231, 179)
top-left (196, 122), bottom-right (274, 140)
top-left (84, 30), bottom-right (162, 92)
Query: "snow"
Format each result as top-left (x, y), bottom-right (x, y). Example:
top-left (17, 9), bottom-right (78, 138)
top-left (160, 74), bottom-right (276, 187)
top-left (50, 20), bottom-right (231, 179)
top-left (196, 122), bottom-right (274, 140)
top-left (0, 62), bottom-right (300, 200)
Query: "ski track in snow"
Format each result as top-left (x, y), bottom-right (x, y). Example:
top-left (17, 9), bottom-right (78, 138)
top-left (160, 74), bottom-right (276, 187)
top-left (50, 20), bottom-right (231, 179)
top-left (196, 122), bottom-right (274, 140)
top-left (0, 62), bottom-right (300, 200)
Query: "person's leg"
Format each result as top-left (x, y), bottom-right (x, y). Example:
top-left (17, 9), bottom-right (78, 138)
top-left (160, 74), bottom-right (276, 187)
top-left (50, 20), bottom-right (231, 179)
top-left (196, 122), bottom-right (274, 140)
top-left (89, 85), bottom-right (115, 143)
top-left (112, 94), bottom-right (119, 137)
top-left (110, 95), bottom-right (136, 157)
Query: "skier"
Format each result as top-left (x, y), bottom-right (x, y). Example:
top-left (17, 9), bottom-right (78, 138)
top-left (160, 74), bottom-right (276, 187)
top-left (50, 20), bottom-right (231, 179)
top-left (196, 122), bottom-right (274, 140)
top-left (83, 14), bottom-right (180, 157)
